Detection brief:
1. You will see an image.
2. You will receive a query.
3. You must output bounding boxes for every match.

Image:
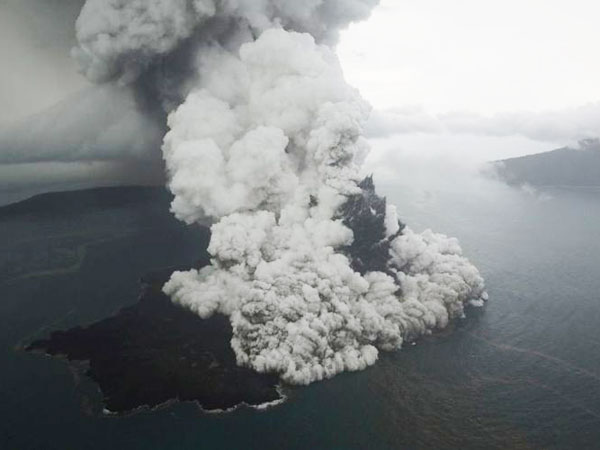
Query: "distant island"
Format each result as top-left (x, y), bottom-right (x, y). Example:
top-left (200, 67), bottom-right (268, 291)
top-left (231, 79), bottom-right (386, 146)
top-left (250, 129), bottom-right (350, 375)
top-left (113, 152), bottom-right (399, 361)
top-left (494, 138), bottom-right (600, 187)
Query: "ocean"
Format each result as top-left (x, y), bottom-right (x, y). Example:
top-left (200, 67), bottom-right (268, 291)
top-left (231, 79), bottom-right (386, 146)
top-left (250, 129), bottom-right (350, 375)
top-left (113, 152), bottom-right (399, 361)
top-left (1, 180), bottom-right (600, 449)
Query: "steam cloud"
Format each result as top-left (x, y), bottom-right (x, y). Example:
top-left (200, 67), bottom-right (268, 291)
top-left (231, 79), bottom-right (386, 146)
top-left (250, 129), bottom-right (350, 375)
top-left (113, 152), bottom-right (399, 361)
top-left (73, 0), bottom-right (486, 384)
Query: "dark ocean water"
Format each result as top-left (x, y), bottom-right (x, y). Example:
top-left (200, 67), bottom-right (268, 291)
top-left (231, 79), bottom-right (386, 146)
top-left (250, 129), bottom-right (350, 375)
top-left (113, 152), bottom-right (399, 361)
top-left (1, 182), bottom-right (600, 449)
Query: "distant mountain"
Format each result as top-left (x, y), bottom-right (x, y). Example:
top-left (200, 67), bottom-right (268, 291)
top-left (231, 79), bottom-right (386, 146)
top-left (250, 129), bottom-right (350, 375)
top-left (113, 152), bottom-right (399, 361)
top-left (0, 185), bottom-right (168, 218)
top-left (495, 139), bottom-right (600, 187)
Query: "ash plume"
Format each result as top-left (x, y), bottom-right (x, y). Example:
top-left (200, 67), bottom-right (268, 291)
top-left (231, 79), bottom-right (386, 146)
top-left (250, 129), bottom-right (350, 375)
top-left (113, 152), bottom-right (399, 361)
top-left (73, 0), bottom-right (486, 385)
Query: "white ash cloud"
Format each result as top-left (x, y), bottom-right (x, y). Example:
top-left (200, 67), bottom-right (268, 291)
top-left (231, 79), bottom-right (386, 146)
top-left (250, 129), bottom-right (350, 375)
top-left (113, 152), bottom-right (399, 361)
top-left (162, 29), bottom-right (369, 223)
top-left (160, 30), bottom-right (486, 384)
top-left (73, 0), bottom-right (378, 86)
top-left (74, 0), bottom-right (486, 385)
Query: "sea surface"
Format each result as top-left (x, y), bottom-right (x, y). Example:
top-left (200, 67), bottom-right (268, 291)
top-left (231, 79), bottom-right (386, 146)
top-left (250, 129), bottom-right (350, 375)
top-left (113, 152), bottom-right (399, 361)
top-left (1, 181), bottom-right (600, 449)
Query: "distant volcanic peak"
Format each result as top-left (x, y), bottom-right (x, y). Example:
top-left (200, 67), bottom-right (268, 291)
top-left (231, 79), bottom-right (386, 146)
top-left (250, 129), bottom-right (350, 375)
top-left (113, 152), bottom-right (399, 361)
top-left (496, 138), bottom-right (600, 187)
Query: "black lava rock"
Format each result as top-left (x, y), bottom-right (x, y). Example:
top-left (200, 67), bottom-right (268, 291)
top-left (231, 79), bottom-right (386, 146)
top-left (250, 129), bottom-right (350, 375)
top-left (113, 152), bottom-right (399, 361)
top-left (337, 175), bottom-right (405, 276)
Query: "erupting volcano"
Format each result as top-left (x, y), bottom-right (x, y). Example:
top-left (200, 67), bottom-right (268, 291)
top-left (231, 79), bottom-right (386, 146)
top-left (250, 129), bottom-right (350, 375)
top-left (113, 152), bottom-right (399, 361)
top-left (29, 0), bottom-right (486, 405)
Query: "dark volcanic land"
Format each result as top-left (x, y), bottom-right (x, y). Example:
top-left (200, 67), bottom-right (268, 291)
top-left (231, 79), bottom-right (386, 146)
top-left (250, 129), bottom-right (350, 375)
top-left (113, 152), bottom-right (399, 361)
top-left (27, 268), bottom-right (282, 413)
top-left (338, 175), bottom-right (404, 276)
top-left (23, 178), bottom-right (398, 415)
top-left (15, 186), bottom-right (282, 414)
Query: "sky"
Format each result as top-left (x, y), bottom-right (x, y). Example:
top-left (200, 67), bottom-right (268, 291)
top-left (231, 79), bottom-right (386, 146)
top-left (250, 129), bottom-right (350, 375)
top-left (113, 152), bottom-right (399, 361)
top-left (337, 0), bottom-right (600, 167)
top-left (0, 0), bottom-right (599, 202)
top-left (339, 0), bottom-right (600, 114)
top-left (0, 0), bottom-right (88, 125)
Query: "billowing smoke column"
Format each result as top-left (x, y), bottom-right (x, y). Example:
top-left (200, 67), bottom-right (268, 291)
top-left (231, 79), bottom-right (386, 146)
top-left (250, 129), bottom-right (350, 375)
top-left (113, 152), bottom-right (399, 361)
top-left (74, 0), bottom-right (486, 385)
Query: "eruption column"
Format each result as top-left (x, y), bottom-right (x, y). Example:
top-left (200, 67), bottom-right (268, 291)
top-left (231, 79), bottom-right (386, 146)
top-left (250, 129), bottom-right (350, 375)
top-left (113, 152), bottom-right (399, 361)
top-left (72, 0), bottom-right (487, 385)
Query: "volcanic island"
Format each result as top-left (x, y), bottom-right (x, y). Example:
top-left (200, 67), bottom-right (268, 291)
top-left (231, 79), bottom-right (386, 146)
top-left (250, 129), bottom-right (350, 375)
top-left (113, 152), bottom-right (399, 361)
top-left (25, 177), bottom-right (397, 415)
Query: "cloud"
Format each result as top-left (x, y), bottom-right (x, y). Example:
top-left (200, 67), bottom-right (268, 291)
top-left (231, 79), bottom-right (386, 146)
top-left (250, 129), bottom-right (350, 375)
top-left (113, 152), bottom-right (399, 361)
top-left (367, 103), bottom-right (600, 145)
top-left (72, 0), bottom-right (380, 92)
top-left (0, 84), bottom-right (165, 202)
top-left (0, 86), bottom-right (164, 165)
top-left (159, 29), bottom-right (486, 385)
top-left (0, 0), bottom-right (89, 124)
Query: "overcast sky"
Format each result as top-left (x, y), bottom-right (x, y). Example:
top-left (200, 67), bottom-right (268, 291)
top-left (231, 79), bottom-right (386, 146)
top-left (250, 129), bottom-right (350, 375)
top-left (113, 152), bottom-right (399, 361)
top-left (1, 0), bottom-right (599, 202)
top-left (0, 0), bottom-right (88, 125)
top-left (338, 0), bottom-right (600, 164)
top-left (339, 0), bottom-right (600, 114)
